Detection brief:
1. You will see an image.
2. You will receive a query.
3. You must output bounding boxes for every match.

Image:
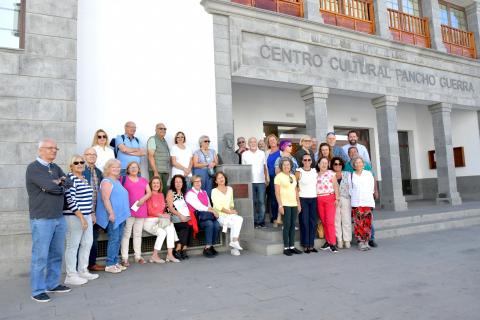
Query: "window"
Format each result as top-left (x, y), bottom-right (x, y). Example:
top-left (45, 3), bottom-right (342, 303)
top-left (386, 0), bottom-right (421, 16)
top-left (0, 0), bottom-right (25, 49)
top-left (440, 2), bottom-right (467, 30)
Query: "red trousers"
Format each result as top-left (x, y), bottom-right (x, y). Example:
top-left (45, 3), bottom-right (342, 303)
top-left (317, 194), bottom-right (336, 245)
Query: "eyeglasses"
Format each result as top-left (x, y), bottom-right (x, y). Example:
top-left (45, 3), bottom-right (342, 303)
top-left (97, 135), bottom-right (106, 139)
top-left (193, 180), bottom-right (201, 183)
top-left (73, 161), bottom-right (85, 165)
top-left (204, 140), bottom-right (210, 143)
top-left (41, 147), bottom-right (59, 151)
top-left (238, 141), bottom-right (245, 144)
top-left (85, 153), bottom-right (97, 156)
top-left (157, 128), bottom-right (167, 131)
top-left (333, 163), bottom-right (342, 166)
top-left (303, 159), bottom-right (312, 162)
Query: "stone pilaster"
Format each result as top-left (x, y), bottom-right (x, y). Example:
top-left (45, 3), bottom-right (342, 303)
top-left (467, 1), bottom-right (480, 59)
top-left (301, 86), bottom-right (329, 142)
top-left (212, 14), bottom-right (235, 164)
top-left (373, 0), bottom-right (392, 39)
top-left (428, 103), bottom-right (462, 205)
top-left (421, 0), bottom-right (447, 52)
top-left (372, 96), bottom-right (408, 211)
top-left (303, 0), bottom-right (323, 23)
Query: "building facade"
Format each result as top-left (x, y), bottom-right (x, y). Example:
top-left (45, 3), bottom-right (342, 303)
top-left (0, 0), bottom-right (479, 277)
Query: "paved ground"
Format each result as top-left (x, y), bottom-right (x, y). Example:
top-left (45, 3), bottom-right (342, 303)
top-left (1, 226), bottom-right (479, 320)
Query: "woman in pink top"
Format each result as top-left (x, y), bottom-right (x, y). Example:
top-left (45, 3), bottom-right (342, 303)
top-left (316, 157), bottom-right (340, 253)
top-left (120, 161), bottom-right (151, 265)
top-left (144, 177), bottom-right (180, 263)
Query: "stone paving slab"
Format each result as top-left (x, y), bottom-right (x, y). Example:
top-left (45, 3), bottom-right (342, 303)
top-left (1, 226), bottom-right (479, 320)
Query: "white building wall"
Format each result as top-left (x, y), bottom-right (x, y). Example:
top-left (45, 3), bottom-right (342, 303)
top-left (232, 83), bottom-right (480, 180)
top-left (77, 0), bottom-right (217, 173)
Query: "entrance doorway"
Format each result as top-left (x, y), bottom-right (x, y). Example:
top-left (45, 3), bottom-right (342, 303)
top-left (398, 131), bottom-right (412, 195)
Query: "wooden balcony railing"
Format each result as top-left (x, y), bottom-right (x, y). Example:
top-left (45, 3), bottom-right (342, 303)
top-left (388, 9), bottom-right (430, 48)
top-left (232, 0), bottom-right (304, 17)
top-left (319, 0), bottom-right (375, 34)
top-left (441, 25), bottom-right (476, 59)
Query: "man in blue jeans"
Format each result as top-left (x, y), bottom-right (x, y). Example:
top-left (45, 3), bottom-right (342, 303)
top-left (242, 137), bottom-right (268, 228)
top-left (26, 138), bottom-right (73, 302)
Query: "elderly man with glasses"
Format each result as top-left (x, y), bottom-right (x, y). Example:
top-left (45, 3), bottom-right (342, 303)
top-left (147, 123), bottom-right (170, 195)
top-left (26, 138), bottom-right (73, 302)
top-left (116, 121), bottom-right (145, 176)
top-left (235, 136), bottom-right (248, 164)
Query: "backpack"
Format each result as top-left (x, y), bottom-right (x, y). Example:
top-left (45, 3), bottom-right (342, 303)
top-left (110, 134), bottom-right (139, 157)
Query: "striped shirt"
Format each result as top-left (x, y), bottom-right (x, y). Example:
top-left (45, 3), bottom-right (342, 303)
top-left (63, 173), bottom-right (93, 215)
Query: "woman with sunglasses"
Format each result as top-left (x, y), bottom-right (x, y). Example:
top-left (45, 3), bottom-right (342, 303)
top-left (63, 155), bottom-right (98, 285)
top-left (295, 153), bottom-right (318, 253)
top-left (171, 131), bottom-right (193, 188)
top-left (330, 157), bottom-right (352, 249)
top-left (193, 135), bottom-right (218, 197)
top-left (91, 129), bottom-right (114, 172)
top-left (274, 140), bottom-right (299, 175)
top-left (275, 157), bottom-right (302, 256)
top-left (316, 157), bottom-right (340, 253)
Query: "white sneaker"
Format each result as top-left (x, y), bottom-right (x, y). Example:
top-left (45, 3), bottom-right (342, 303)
top-left (337, 240), bottom-right (343, 249)
top-left (115, 263), bottom-right (127, 271)
top-left (344, 241), bottom-right (351, 249)
top-left (231, 248), bottom-right (241, 256)
top-left (65, 274), bottom-right (88, 286)
top-left (79, 271), bottom-right (99, 280)
top-left (229, 241), bottom-right (243, 251)
top-left (105, 265), bottom-right (121, 273)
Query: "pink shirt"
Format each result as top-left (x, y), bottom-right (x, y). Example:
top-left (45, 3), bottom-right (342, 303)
top-left (316, 170), bottom-right (335, 195)
top-left (123, 176), bottom-right (148, 218)
top-left (147, 192), bottom-right (165, 217)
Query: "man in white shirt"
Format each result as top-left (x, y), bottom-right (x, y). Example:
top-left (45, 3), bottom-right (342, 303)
top-left (242, 137), bottom-right (268, 228)
top-left (342, 130), bottom-right (371, 163)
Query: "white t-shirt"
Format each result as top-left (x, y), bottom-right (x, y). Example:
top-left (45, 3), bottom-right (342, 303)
top-left (242, 150), bottom-right (266, 183)
top-left (171, 144), bottom-right (193, 177)
top-left (93, 145), bottom-right (115, 172)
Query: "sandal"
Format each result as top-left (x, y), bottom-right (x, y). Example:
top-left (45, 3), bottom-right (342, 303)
top-left (121, 260), bottom-right (130, 267)
top-left (148, 257), bottom-right (165, 264)
top-left (136, 258), bottom-right (146, 264)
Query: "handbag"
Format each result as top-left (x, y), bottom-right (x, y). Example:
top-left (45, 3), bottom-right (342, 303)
top-left (157, 217), bottom-right (171, 229)
top-left (316, 222), bottom-right (325, 239)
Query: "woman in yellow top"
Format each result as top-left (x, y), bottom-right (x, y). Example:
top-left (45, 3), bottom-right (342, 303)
top-left (211, 172), bottom-right (244, 256)
top-left (274, 157), bottom-right (302, 256)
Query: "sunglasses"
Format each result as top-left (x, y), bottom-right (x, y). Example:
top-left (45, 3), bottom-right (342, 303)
top-left (239, 141), bottom-right (245, 144)
top-left (333, 163), bottom-right (342, 166)
top-left (287, 144), bottom-right (292, 147)
top-left (73, 161), bottom-right (85, 165)
top-left (204, 140), bottom-right (210, 143)
top-left (97, 135), bottom-right (107, 139)
top-left (303, 159), bottom-right (312, 162)
top-left (289, 176), bottom-right (293, 184)
top-left (158, 128), bottom-right (167, 130)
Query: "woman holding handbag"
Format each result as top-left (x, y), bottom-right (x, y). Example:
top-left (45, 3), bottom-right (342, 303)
top-left (185, 175), bottom-right (220, 258)
top-left (144, 176), bottom-right (180, 263)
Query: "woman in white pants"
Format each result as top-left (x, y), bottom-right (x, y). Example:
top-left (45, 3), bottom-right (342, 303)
top-left (63, 155), bottom-right (99, 285)
top-left (331, 157), bottom-right (352, 249)
top-left (211, 172), bottom-right (244, 256)
top-left (145, 176), bottom-right (180, 263)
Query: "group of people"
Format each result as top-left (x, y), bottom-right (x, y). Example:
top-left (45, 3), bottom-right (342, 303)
top-left (26, 121), bottom-right (376, 303)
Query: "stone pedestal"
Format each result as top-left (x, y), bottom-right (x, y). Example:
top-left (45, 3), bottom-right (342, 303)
top-left (216, 164), bottom-right (255, 248)
top-left (428, 103), bottom-right (462, 205)
top-left (372, 96), bottom-right (408, 211)
top-left (301, 86), bottom-right (329, 142)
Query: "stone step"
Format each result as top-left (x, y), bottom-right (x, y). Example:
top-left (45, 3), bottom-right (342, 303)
top-left (375, 216), bottom-right (480, 239)
top-left (375, 208), bottom-right (480, 229)
top-left (248, 238), bottom-right (326, 256)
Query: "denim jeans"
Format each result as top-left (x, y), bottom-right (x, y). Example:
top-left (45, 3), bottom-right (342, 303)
top-left (106, 221), bottom-right (125, 266)
top-left (198, 217), bottom-right (220, 246)
top-left (30, 217), bottom-right (67, 296)
top-left (252, 183), bottom-right (266, 225)
top-left (65, 215), bottom-right (93, 275)
top-left (268, 175), bottom-right (278, 222)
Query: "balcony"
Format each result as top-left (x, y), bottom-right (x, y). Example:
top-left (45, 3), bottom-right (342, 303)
top-left (388, 9), bottom-right (430, 48)
top-left (319, 0), bottom-right (375, 34)
top-left (441, 25), bottom-right (476, 59)
top-left (232, 0), bottom-right (304, 17)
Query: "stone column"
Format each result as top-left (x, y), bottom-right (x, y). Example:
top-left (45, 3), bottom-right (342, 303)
top-left (373, 0), bottom-right (392, 39)
top-left (303, 0), bottom-right (323, 23)
top-left (301, 86), bottom-right (329, 142)
top-left (466, 1), bottom-right (480, 58)
top-left (428, 103), bottom-right (462, 205)
top-left (212, 14), bottom-right (236, 164)
top-left (421, 0), bottom-right (447, 52)
top-left (372, 96), bottom-right (408, 211)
